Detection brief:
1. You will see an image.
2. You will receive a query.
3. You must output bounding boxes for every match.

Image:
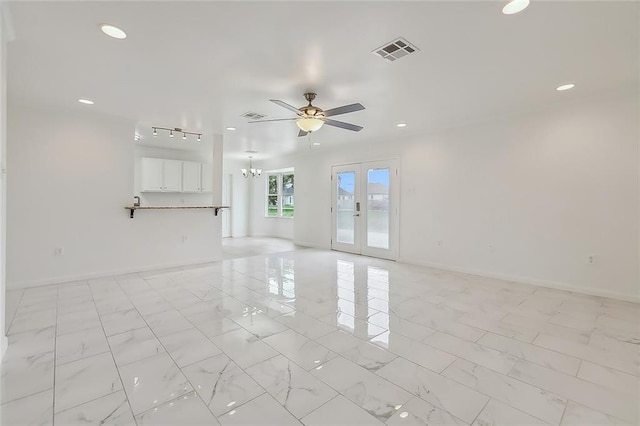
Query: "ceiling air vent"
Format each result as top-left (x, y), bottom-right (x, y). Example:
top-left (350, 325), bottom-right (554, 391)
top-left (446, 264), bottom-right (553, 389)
top-left (241, 112), bottom-right (267, 120)
top-left (372, 37), bottom-right (419, 62)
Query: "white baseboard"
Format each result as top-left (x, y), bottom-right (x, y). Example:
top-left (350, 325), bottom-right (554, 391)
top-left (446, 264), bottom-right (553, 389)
top-left (7, 257), bottom-right (221, 290)
top-left (400, 257), bottom-right (640, 303)
top-left (294, 240), bottom-right (330, 250)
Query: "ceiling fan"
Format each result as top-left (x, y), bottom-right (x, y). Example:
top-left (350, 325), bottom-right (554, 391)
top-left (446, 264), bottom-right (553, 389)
top-left (249, 93), bottom-right (365, 137)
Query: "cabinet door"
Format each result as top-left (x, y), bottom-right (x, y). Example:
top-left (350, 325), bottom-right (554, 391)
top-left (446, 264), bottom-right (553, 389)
top-left (201, 164), bottom-right (213, 193)
top-left (141, 157), bottom-right (164, 191)
top-left (182, 161), bottom-right (201, 192)
top-left (163, 160), bottom-right (183, 192)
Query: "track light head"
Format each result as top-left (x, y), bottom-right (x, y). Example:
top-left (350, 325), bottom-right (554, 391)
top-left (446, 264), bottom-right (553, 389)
top-left (169, 130), bottom-right (174, 138)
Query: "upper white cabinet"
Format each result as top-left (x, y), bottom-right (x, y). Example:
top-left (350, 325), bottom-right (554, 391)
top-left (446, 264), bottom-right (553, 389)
top-left (201, 164), bottom-right (214, 193)
top-left (140, 157), bottom-right (164, 191)
top-left (140, 157), bottom-right (212, 193)
top-left (182, 161), bottom-right (202, 192)
top-left (163, 160), bottom-right (183, 192)
top-left (141, 158), bottom-right (182, 192)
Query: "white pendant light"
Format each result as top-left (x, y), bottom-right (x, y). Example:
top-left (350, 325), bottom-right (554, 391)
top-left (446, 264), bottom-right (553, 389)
top-left (296, 117), bottom-right (324, 133)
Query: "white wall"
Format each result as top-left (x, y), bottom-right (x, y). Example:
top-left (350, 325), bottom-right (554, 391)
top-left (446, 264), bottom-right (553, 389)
top-left (0, 2), bottom-right (11, 359)
top-left (252, 93), bottom-right (639, 300)
top-left (6, 105), bottom-right (223, 288)
top-left (249, 171), bottom-right (294, 240)
top-left (222, 158), bottom-right (250, 238)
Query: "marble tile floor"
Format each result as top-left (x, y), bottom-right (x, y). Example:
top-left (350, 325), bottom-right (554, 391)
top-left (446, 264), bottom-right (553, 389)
top-left (221, 237), bottom-right (301, 260)
top-left (1, 248), bottom-right (639, 425)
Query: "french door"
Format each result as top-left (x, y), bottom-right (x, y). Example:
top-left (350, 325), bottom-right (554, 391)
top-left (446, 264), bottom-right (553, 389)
top-left (331, 159), bottom-right (399, 260)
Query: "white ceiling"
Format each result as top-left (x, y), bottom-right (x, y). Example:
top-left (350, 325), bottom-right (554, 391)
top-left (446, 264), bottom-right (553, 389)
top-left (7, 1), bottom-right (638, 160)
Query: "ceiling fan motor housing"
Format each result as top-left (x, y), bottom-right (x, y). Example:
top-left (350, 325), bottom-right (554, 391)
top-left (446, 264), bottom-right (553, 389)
top-left (300, 93), bottom-right (324, 118)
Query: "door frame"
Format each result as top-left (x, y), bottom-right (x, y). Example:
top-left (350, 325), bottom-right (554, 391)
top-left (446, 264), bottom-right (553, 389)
top-left (331, 159), bottom-right (399, 260)
top-left (221, 173), bottom-right (232, 238)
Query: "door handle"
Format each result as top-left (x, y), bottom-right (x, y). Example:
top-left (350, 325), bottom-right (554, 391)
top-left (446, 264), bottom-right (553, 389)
top-left (353, 213), bottom-right (360, 217)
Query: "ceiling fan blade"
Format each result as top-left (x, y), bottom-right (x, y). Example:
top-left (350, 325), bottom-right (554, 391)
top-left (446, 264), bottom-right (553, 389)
top-left (270, 99), bottom-right (302, 115)
top-left (298, 129), bottom-right (308, 137)
top-left (323, 103), bottom-right (365, 117)
top-left (248, 118), bottom-right (297, 123)
top-left (323, 118), bottom-right (363, 132)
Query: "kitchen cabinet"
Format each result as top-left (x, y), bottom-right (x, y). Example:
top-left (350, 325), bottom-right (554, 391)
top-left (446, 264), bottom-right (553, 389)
top-left (140, 158), bottom-right (182, 192)
top-left (201, 164), bottom-right (213, 193)
top-left (140, 157), bottom-right (213, 193)
top-left (182, 161), bottom-right (202, 192)
top-left (182, 161), bottom-right (213, 193)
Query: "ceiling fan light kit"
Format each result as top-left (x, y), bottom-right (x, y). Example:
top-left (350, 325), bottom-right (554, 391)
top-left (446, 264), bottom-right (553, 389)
top-left (296, 117), bottom-right (324, 132)
top-left (250, 92), bottom-right (365, 137)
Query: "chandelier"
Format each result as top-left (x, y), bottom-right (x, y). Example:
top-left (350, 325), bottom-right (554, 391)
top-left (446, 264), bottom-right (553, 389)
top-left (242, 156), bottom-right (261, 178)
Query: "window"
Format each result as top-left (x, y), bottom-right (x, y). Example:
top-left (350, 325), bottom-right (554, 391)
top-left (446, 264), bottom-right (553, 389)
top-left (266, 171), bottom-right (294, 217)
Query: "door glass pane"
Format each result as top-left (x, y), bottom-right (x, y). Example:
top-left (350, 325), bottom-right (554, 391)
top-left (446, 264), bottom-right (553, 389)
top-left (336, 171), bottom-right (356, 244)
top-left (367, 168), bottom-right (390, 249)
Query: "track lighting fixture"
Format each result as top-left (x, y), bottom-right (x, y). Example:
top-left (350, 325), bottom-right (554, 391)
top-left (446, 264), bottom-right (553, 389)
top-left (241, 156), bottom-right (261, 178)
top-left (151, 127), bottom-right (203, 143)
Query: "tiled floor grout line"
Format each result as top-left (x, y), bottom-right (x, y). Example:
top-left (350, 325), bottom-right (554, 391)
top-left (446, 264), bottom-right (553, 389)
top-left (4, 289), bottom-right (25, 335)
top-left (112, 278), bottom-right (201, 422)
top-left (5, 249), bottom-right (638, 426)
top-left (51, 287), bottom-right (59, 425)
top-left (437, 358), bottom-right (567, 425)
top-left (88, 282), bottom-right (140, 426)
top-left (469, 397), bottom-right (491, 425)
top-left (220, 264), bottom-right (638, 423)
top-left (202, 269), bottom-right (405, 423)
top-left (113, 274), bottom-right (279, 424)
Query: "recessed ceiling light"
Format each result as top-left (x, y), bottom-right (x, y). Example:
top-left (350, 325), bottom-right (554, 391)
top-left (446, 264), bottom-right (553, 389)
top-left (313, 142), bottom-right (321, 146)
top-left (78, 99), bottom-right (94, 105)
top-left (556, 83), bottom-right (575, 91)
top-left (226, 127), bottom-right (237, 131)
top-left (502, 0), bottom-right (530, 15)
top-left (396, 123), bottom-right (407, 128)
top-left (99, 24), bottom-right (127, 40)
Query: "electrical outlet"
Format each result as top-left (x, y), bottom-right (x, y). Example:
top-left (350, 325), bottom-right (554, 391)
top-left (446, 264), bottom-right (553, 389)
top-left (437, 240), bottom-right (443, 248)
top-left (489, 244), bottom-right (495, 252)
top-left (54, 247), bottom-right (64, 256)
top-left (182, 235), bottom-right (188, 243)
top-left (588, 255), bottom-right (596, 265)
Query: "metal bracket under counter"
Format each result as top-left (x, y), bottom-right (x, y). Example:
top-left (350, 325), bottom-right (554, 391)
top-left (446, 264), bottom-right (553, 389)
top-left (125, 205), bottom-right (229, 219)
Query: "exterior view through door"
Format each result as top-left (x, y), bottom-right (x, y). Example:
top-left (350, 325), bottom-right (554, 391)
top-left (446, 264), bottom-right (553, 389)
top-left (331, 160), bottom-right (399, 260)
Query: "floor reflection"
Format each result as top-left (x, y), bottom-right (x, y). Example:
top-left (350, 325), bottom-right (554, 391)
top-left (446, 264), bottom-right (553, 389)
top-left (266, 257), bottom-right (295, 300)
top-left (329, 260), bottom-right (392, 344)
